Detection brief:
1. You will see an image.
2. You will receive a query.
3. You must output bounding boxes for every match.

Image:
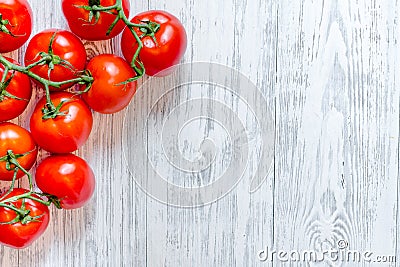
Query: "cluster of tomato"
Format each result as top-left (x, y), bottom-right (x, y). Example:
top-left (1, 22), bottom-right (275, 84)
top-left (0, 0), bottom-right (187, 249)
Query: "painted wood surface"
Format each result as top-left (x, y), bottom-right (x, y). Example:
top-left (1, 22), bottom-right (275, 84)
top-left (0, 0), bottom-right (398, 266)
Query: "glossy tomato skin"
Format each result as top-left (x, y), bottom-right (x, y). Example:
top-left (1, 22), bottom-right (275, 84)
top-left (82, 54), bottom-right (136, 114)
top-left (24, 29), bottom-right (87, 91)
top-left (121, 10), bottom-right (187, 76)
top-left (0, 0), bottom-right (32, 53)
top-left (0, 188), bottom-right (50, 249)
top-left (0, 123), bottom-right (37, 181)
top-left (30, 92), bottom-right (93, 153)
top-left (62, 0), bottom-right (130, 41)
top-left (35, 154), bottom-right (95, 209)
top-left (0, 57), bottom-right (32, 122)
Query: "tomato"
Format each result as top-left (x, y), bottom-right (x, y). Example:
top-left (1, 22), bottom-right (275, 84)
top-left (81, 54), bottom-right (136, 114)
top-left (30, 92), bottom-right (93, 153)
top-left (121, 10), bottom-right (187, 76)
top-left (0, 122), bottom-right (37, 181)
top-left (0, 188), bottom-right (50, 249)
top-left (35, 154), bottom-right (95, 209)
top-left (0, 0), bottom-right (32, 53)
top-left (24, 29), bottom-right (87, 91)
top-left (0, 57), bottom-right (32, 122)
top-left (62, 0), bottom-right (130, 41)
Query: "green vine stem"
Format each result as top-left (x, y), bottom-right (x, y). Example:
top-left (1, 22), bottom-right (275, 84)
top-left (75, 0), bottom-right (160, 80)
top-left (0, 1), bottom-right (162, 223)
top-left (0, 150), bottom-right (56, 225)
top-left (0, 14), bottom-right (17, 37)
top-left (0, 0), bottom-right (160, 119)
top-left (0, 150), bottom-right (34, 191)
top-left (0, 55), bottom-right (94, 118)
top-left (0, 191), bottom-right (50, 225)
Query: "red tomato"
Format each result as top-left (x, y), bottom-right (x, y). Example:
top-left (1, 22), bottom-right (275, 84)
top-left (121, 10), bottom-right (187, 76)
top-left (0, 122), bottom-right (37, 181)
top-left (35, 154), bottom-right (95, 209)
top-left (24, 29), bottom-right (87, 91)
top-left (62, 0), bottom-right (130, 41)
top-left (30, 92), bottom-right (93, 153)
top-left (0, 0), bottom-right (32, 53)
top-left (0, 57), bottom-right (32, 122)
top-left (81, 54), bottom-right (136, 114)
top-left (0, 188), bottom-right (50, 249)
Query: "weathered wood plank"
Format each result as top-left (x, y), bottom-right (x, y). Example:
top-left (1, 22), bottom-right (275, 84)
top-left (0, 0), bottom-right (398, 266)
top-left (140, 0), bottom-right (277, 266)
top-left (275, 0), bottom-right (398, 266)
top-left (0, 0), bottom-right (277, 266)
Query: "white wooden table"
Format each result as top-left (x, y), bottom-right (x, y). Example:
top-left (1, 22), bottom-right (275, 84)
top-left (1, 0), bottom-right (399, 266)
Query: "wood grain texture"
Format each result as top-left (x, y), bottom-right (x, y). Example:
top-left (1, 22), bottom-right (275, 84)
top-left (276, 0), bottom-right (399, 266)
top-left (0, 0), bottom-right (398, 266)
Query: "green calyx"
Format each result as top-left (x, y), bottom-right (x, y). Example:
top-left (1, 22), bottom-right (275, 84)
top-left (36, 51), bottom-right (76, 79)
top-left (41, 100), bottom-right (68, 120)
top-left (75, 0), bottom-right (105, 25)
top-left (0, 14), bottom-right (13, 36)
top-left (0, 13), bottom-right (24, 38)
top-left (0, 189), bottom-right (60, 225)
top-left (0, 150), bottom-right (29, 172)
top-left (0, 71), bottom-right (28, 102)
top-left (139, 21), bottom-right (160, 37)
top-left (36, 32), bottom-right (76, 78)
top-left (0, 149), bottom-right (61, 225)
top-left (40, 193), bottom-right (62, 209)
top-left (0, 150), bottom-right (35, 192)
top-left (0, 196), bottom-right (47, 225)
top-left (139, 20), bottom-right (160, 46)
top-left (0, 89), bottom-right (27, 102)
top-left (0, 200), bottom-right (46, 225)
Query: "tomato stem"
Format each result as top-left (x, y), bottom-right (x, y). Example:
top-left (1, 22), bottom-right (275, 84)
top-left (2, 169), bottom-right (19, 199)
top-left (0, 158), bottom-right (61, 224)
top-left (0, 149), bottom-right (35, 191)
top-left (0, 70), bottom-right (29, 102)
top-left (0, 195), bottom-right (49, 225)
top-left (0, 55), bottom-right (94, 119)
top-left (75, 0), bottom-right (161, 79)
top-left (0, 14), bottom-right (13, 36)
top-left (0, 202), bottom-right (27, 217)
top-left (0, 66), bottom-right (9, 84)
top-left (126, 26), bottom-right (144, 77)
top-left (0, 192), bottom-right (54, 208)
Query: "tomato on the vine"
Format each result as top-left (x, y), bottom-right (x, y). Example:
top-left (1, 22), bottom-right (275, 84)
top-left (121, 10), bottom-right (187, 76)
top-left (0, 0), bottom-right (33, 53)
top-left (0, 57), bottom-right (32, 122)
top-left (24, 29), bottom-right (87, 91)
top-left (0, 122), bottom-right (37, 181)
top-left (36, 154), bottom-right (95, 209)
top-left (0, 188), bottom-right (50, 249)
top-left (30, 92), bottom-right (93, 153)
top-left (62, 0), bottom-right (130, 41)
top-left (81, 54), bottom-right (136, 114)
